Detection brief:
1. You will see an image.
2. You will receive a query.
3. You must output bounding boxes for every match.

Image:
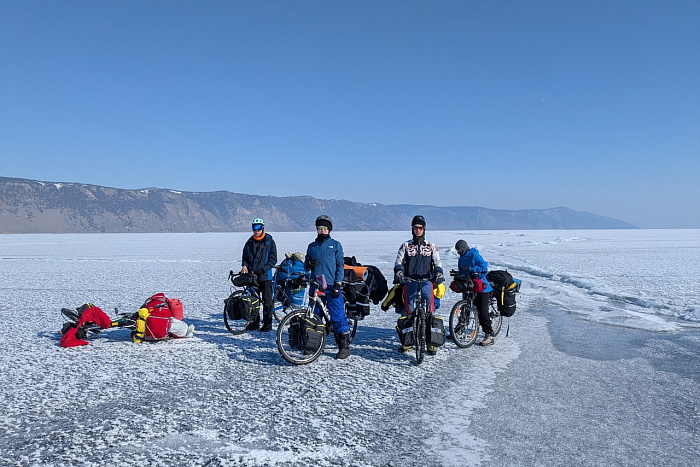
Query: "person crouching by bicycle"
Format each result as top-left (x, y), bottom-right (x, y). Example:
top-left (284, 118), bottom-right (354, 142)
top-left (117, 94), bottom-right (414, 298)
top-left (240, 218), bottom-right (277, 332)
top-left (455, 239), bottom-right (495, 346)
top-left (394, 215), bottom-right (445, 355)
top-left (304, 215), bottom-right (351, 359)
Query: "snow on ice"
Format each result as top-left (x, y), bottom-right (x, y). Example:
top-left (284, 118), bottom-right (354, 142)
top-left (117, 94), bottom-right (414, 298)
top-left (0, 229), bottom-right (698, 466)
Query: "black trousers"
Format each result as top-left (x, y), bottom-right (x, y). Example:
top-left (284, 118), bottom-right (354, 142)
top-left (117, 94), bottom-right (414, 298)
top-left (475, 292), bottom-right (493, 335)
top-left (254, 280), bottom-right (274, 324)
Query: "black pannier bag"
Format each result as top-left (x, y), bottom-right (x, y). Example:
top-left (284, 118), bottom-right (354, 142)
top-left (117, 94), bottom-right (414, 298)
top-left (498, 289), bottom-right (517, 317)
top-left (487, 270), bottom-right (517, 317)
top-left (428, 315), bottom-right (446, 347)
top-left (225, 293), bottom-right (242, 320)
top-left (396, 315), bottom-right (415, 347)
top-left (301, 314), bottom-right (326, 353)
top-left (225, 293), bottom-right (259, 321)
top-left (288, 315), bottom-right (304, 350)
top-left (237, 294), bottom-right (260, 321)
top-left (342, 267), bottom-right (371, 319)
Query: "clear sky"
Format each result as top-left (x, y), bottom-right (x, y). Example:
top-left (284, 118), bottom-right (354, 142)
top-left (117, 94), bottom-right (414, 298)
top-left (1, 1), bottom-right (698, 228)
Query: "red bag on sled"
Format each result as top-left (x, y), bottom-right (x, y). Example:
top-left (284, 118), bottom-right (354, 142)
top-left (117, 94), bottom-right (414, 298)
top-left (140, 293), bottom-right (173, 339)
top-left (167, 298), bottom-right (183, 321)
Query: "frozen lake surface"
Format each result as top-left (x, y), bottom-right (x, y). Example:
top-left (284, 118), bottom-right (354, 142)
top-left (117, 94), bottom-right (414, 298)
top-left (0, 230), bottom-right (698, 466)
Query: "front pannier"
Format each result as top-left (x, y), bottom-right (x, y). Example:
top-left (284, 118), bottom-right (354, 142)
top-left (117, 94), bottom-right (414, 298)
top-left (428, 315), bottom-right (446, 347)
top-left (396, 315), bottom-right (415, 348)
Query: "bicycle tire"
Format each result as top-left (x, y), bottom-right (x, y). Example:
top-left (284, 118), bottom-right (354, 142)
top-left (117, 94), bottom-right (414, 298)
top-left (61, 308), bottom-right (80, 324)
top-left (223, 291), bottom-right (254, 336)
top-left (449, 299), bottom-right (479, 348)
top-left (276, 308), bottom-right (327, 365)
top-left (414, 306), bottom-right (426, 365)
top-left (345, 302), bottom-right (358, 343)
top-left (489, 299), bottom-right (503, 337)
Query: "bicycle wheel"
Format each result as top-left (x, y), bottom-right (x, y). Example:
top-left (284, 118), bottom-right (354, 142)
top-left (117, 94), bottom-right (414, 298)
top-left (276, 308), bottom-right (327, 365)
top-left (345, 302), bottom-right (358, 343)
top-left (223, 291), bottom-right (253, 335)
top-left (489, 299), bottom-right (503, 337)
top-left (414, 308), bottom-right (426, 365)
top-left (449, 299), bottom-right (479, 348)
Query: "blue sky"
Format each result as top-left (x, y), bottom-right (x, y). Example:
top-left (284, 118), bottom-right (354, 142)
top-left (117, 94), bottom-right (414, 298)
top-left (1, 1), bottom-right (698, 228)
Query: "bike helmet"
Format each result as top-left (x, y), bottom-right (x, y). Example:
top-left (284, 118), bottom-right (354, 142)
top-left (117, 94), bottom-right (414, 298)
top-left (411, 215), bottom-right (426, 227)
top-left (315, 215), bottom-right (333, 232)
top-left (251, 218), bottom-right (265, 228)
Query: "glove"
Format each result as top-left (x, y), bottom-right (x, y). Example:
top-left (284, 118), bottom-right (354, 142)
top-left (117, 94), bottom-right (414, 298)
top-left (394, 270), bottom-right (405, 284)
top-left (331, 283), bottom-right (341, 298)
top-left (255, 268), bottom-right (266, 276)
top-left (433, 271), bottom-right (445, 284)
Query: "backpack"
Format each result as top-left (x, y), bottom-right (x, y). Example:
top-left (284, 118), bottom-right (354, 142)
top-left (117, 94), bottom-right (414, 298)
top-left (275, 257), bottom-right (308, 306)
top-left (138, 293), bottom-right (173, 340)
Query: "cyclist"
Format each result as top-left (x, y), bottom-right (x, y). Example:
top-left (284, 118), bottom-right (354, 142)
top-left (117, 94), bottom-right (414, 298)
top-left (304, 215), bottom-right (351, 359)
top-left (455, 239), bottom-right (495, 346)
top-left (240, 218), bottom-right (277, 332)
top-left (394, 215), bottom-right (444, 355)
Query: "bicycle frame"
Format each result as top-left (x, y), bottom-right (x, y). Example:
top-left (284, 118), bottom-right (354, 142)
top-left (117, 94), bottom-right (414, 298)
top-left (404, 278), bottom-right (432, 365)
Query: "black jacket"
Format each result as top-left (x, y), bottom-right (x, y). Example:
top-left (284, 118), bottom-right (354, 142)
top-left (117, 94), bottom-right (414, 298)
top-left (241, 234), bottom-right (277, 281)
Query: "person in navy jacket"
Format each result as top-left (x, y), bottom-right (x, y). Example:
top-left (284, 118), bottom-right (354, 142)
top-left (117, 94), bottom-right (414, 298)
top-left (455, 239), bottom-right (495, 346)
top-left (304, 215), bottom-right (351, 359)
top-left (240, 218), bottom-right (277, 332)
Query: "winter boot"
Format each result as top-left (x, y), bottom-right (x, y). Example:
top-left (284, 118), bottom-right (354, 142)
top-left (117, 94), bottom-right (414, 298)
top-left (336, 333), bottom-right (350, 359)
top-left (480, 334), bottom-right (494, 346)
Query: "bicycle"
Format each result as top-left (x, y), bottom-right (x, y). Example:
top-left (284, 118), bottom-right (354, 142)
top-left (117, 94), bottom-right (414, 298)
top-left (61, 306), bottom-right (136, 335)
top-left (448, 271), bottom-right (502, 348)
top-left (400, 277), bottom-right (434, 365)
top-left (223, 269), bottom-right (307, 336)
top-left (275, 278), bottom-right (359, 365)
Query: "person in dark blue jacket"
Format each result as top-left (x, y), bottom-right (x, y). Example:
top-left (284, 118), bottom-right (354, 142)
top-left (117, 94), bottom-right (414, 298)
top-left (240, 218), bottom-right (277, 332)
top-left (304, 215), bottom-right (351, 359)
top-left (455, 239), bottom-right (495, 346)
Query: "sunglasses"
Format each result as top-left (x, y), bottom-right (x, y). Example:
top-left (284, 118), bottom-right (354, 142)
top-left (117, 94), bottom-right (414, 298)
top-left (316, 226), bottom-right (329, 232)
top-left (412, 225), bottom-right (424, 230)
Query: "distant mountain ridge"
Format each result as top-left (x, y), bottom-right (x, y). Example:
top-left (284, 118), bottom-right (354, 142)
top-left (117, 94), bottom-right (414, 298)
top-left (0, 177), bottom-right (636, 233)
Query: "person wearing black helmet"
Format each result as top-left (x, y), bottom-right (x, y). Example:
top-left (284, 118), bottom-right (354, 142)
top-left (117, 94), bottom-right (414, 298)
top-left (455, 239), bottom-right (495, 346)
top-left (394, 215), bottom-right (444, 355)
top-left (240, 218), bottom-right (277, 331)
top-left (304, 215), bottom-right (351, 359)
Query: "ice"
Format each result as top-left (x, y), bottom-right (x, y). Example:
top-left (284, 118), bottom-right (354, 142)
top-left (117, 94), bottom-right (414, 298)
top-left (0, 230), bottom-right (698, 465)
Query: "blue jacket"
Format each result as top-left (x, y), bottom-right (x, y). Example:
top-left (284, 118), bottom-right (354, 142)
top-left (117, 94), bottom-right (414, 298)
top-left (241, 233), bottom-right (277, 282)
top-left (305, 237), bottom-right (344, 288)
top-left (457, 247), bottom-right (493, 293)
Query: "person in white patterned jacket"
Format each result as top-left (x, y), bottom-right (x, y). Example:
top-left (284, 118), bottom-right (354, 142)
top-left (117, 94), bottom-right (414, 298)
top-left (393, 215), bottom-right (445, 355)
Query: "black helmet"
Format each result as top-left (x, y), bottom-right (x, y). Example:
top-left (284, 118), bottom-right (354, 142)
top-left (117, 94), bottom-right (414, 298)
top-left (411, 215), bottom-right (426, 227)
top-left (315, 215), bottom-right (333, 232)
